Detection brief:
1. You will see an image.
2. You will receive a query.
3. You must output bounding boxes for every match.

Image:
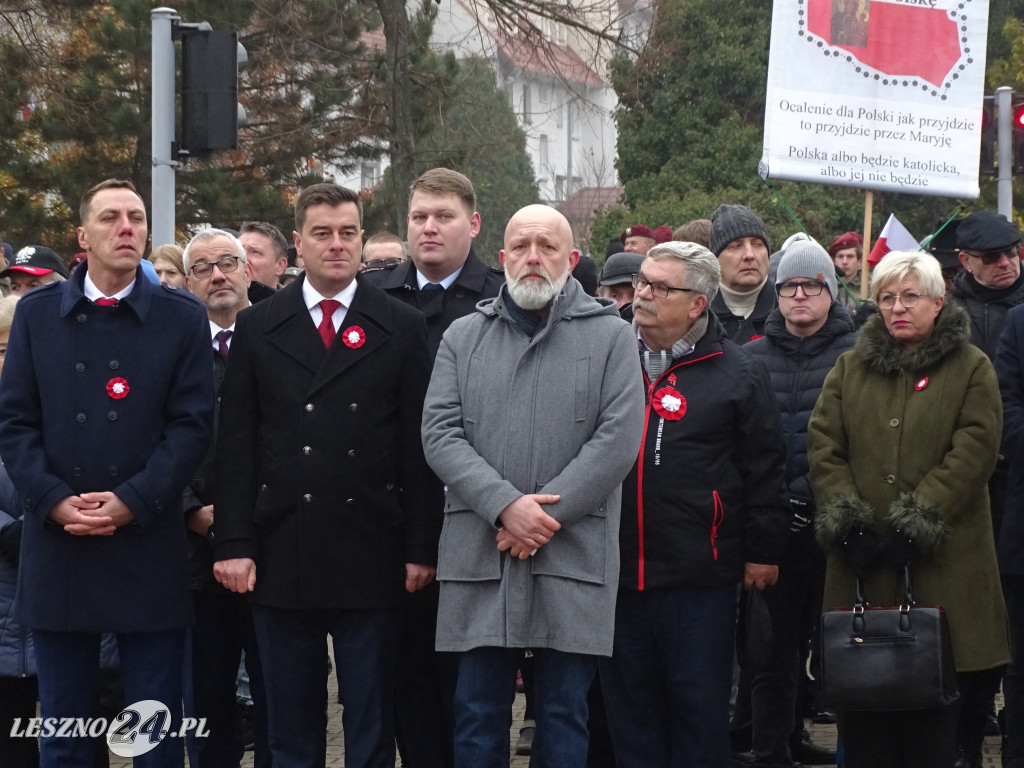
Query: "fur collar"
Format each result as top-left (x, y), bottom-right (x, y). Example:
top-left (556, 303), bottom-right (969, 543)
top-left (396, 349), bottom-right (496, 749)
top-left (854, 299), bottom-right (970, 374)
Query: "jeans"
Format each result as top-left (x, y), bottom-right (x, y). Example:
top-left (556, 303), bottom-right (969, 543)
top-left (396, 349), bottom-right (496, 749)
top-left (600, 583), bottom-right (737, 768)
top-left (454, 646), bottom-right (597, 768)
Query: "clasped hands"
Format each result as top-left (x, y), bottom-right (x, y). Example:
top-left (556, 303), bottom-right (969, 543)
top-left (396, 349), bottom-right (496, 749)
top-left (49, 492), bottom-right (134, 536)
top-left (496, 493), bottom-right (562, 560)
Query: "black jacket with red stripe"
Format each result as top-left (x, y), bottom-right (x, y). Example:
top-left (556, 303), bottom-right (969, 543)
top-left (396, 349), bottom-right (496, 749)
top-left (619, 315), bottom-right (790, 591)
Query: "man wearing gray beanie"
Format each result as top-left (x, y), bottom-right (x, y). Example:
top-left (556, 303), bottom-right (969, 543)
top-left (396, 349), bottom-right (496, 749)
top-left (733, 240), bottom-right (855, 768)
top-left (708, 204), bottom-right (776, 342)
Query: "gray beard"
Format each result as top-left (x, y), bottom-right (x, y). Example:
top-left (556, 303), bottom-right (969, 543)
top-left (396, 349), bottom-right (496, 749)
top-left (507, 266), bottom-right (570, 310)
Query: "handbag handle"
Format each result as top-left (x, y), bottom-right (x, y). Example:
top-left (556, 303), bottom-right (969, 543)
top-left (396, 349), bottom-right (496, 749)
top-left (853, 564), bottom-right (915, 609)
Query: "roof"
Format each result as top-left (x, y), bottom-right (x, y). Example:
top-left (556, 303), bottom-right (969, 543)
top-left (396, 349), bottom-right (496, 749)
top-left (494, 30), bottom-right (605, 86)
top-left (556, 185), bottom-right (624, 221)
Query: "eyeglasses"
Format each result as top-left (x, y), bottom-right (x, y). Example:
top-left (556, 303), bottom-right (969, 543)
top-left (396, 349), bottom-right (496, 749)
top-left (632, 273), bottom-right (698, 299)
top-left (959, 247), bottom-right (1019, 265)
top-left (362, 258), bottom-right (403, 271)
top-left (189, 255), bottom-right (241, 279)
top-left (878, 291), bottom-right (922, 310)
top-left (778, 280), bottom-right (827, 298)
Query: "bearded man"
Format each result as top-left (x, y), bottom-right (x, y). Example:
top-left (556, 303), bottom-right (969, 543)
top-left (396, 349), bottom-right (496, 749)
top-left (422, 204), bottom-right (645, 768)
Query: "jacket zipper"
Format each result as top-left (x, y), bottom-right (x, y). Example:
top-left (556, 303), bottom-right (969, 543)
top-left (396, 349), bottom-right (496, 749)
top-left (636, 350), bottom-right (724, 589)
top-left (711, 490), bottom-right (724, 561)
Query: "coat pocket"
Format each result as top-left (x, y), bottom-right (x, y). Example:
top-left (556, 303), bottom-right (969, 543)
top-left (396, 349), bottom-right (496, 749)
top-left (531, 502), bottom-right (608, 585)
top-left (436, 508), bottom-right (502, 582)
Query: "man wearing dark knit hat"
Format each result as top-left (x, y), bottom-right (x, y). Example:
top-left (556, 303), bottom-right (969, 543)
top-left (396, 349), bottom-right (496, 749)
top-left (2, 245), bottom-right (69, 297)
top-left (708, 204), bottom-right (777, 343)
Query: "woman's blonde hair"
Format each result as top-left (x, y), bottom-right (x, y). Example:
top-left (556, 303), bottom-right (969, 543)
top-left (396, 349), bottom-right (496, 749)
top-left (149, 243), bottom-right (186, 277)
top-left (869, 251), bottom-right (945, 303)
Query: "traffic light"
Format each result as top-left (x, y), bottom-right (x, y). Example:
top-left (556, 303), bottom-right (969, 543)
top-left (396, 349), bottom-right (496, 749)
top-left (1014, 97), bottom-right (1024, 174)
top-left (980, 97), bottom-right (995, 174)
top-left (179, 28), bottom-right (247, 155)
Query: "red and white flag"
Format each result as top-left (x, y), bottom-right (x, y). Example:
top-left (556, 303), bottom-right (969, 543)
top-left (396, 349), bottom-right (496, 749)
top-left (868, 215), bottom-right (918, 266)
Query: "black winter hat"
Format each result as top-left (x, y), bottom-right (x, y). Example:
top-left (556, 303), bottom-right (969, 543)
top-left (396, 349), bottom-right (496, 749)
top-left (709, 204), bottom-right (771, 257)
top-left (956, 210), bottom-right (1022, 252)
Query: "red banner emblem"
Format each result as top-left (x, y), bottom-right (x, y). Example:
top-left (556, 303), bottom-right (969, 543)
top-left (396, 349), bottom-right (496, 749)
top-left (106, 378), bottom-right (129, 399)
top-left (653, 387), bottom-right (686, 421)
top-left (341, 326), bottom-right (365, 349)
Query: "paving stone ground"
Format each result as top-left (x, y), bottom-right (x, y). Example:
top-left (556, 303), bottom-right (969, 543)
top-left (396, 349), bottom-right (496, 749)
top-left (106, 660), bottom-right (1006, 767)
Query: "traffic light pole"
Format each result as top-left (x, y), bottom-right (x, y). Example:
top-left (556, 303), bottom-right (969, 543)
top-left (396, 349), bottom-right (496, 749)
top-left (151, 7), bottom-right (180, 249)
top-left (997, 86), bottom-right (1013, 219)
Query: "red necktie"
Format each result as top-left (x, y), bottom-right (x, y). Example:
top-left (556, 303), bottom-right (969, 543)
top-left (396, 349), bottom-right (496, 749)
top-left (318, 299), bottom-right (341, 348)
top-left (95, 298), bottom-right (118, 307)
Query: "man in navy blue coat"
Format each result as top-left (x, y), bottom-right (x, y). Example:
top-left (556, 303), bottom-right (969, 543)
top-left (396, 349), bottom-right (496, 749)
top-left (0, 179), bottom-right (214, 767)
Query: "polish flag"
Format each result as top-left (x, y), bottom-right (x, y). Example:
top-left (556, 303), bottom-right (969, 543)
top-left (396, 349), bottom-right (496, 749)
top-left (868, 215), bottom-right (918, 266)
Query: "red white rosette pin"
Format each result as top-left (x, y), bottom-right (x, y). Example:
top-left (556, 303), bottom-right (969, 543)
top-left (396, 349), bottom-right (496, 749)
top-left (341, 326), bottom-right (365, 349)
top-left (107, 378), bottom-right (129, 399)
top-left (652, 387), bottom-right (686, 421)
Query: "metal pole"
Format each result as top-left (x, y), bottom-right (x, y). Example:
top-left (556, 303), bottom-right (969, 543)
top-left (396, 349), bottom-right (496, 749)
top-left (151, 8), bottom-right (179, 248)
top-left (997, 86), bottom-right (1013, 219)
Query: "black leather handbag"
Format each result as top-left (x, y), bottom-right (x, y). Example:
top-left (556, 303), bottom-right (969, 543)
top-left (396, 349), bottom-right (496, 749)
top-left (820, 565), bottom-right (959, 711)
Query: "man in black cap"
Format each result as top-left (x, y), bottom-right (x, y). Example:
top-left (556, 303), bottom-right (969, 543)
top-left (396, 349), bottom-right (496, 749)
top-left (951, 209), bottom-right (1024, 768)
top-left (708, 204), bottom-right (777, 343)
top-left (3, 245), bottom-right (70, 297)
top-left (951, 210), bottom-right (1024, 359)
top-left (598, 252), bottom-right (645, 312)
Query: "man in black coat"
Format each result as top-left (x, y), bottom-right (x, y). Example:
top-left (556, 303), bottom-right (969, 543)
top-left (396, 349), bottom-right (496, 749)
top-left (365, 168), bottom-right (504, 766)
top-left (364, 168), bottom-right (504, 358)
top-left (213, 183), bottom-right (444, 768)
top-left (707, 204), bottom-right (777, 343)
top-left (736, 241), bottom-right (856, 768)
top-left (181, 229), bottom-right (269, 768)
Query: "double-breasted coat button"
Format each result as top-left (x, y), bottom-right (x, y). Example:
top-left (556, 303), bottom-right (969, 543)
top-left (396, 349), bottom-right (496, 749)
top-left (108, 411), bottom-right (118, 421)
top-left (154, 501), bottom-right (163, 510)
top-left (72, 467), bottom-right (83, 477)
top-left (304, 403), bottom-right (314, 412)
top-left (889, 418), bottom-right (900, 427)
top-left (349, 403), bottom-right (358, 412)
top-left (347, 450), bottom-right (356, 458)
top-left (302, 446), bottom-right (312, 455)
top-left (346, 498), bottom-right (355, 505)
top-left (76, 413), bottom-right (86, 423)
top-left (385, 482), bottom-right (395, 491)
top-left (886, 474), bottom-right (896, 484)
top-left (74, 362), bottom-right (86, 372)
top-left (109, 466), bottom-right (118, 476)
top-left (76, 313), bottom-right (87, 323)
top-left (109, 360), bottom-right (119, 370)
top-left (260, 484), bottom-right (268, 492)
top-left (303, 494), bottom-right (312, 503)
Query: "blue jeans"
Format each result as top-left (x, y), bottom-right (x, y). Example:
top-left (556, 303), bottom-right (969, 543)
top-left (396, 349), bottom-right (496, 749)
top-left (454, 646), bottom-right (597, 768)
top-left (600, 583), bottom-right (737, 768)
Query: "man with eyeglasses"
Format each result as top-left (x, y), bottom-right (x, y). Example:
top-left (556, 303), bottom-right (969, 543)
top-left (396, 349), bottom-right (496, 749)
top-left (180, 229), bottom-right (270, 768)
top-left (950, 210), bottom-right (1024, 768)
top-left (601, 240), bottom-right (788, 768)
top-left (733, 241), bottom-right (855, 768)
top-left (360, 232), bottom-right (408, 273)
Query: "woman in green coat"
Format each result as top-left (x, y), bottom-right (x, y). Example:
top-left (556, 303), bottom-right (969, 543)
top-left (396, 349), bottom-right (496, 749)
top-left (808, 251), bottom-right (1009, 768)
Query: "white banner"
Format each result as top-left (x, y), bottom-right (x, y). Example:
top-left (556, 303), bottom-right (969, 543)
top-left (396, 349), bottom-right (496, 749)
top-left (761, 0), bottom-right (990, 198)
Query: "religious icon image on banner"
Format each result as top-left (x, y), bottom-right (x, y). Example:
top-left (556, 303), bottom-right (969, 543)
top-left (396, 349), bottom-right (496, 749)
top-left (831, 0), bottom-right (869, 47)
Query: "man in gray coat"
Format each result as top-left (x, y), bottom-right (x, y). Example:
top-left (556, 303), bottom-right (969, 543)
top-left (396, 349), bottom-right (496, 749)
top-left (422, 205), bottom-right (645, 768)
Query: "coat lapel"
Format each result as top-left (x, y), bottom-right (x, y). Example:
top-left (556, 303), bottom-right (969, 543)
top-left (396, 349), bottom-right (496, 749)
top-left (307, 277), bottom-right (393, 398)
top-left (264, 278), bottom-right (327, 376)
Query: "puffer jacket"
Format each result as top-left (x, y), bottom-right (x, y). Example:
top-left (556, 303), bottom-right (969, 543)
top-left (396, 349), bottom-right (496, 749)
top-left (0, 461), bottom-right (33, 678)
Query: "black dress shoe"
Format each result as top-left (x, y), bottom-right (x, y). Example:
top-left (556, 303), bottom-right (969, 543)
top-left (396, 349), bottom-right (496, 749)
top-left (790, 731), bottom-right (837, 765)
top-left (809, 707), bottom-right (836, 724)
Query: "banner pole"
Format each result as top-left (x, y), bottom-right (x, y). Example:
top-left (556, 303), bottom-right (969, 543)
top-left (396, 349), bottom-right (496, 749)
top-left (861, 189), bottom-right (873, 301)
